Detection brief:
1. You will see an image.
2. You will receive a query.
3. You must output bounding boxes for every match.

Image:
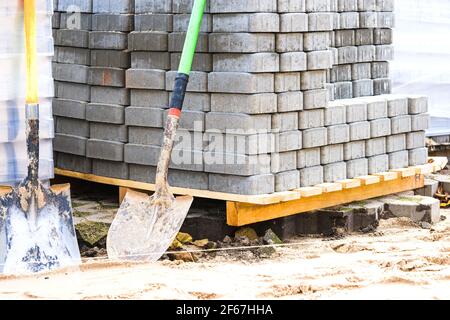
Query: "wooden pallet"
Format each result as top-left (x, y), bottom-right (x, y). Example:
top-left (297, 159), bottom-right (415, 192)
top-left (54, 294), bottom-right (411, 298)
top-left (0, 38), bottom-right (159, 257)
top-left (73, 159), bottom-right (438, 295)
top-left (54, 157), bottom-right (447, 227)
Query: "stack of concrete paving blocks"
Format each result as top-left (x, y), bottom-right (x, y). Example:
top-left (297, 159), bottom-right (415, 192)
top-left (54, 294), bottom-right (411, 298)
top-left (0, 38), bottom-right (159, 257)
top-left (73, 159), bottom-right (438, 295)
top-left (328, 0), bottom-right (394, 100)
top-left (52, 0), bottom-right (93, 174)
top-left (0, 0), bottom-right (55, 185)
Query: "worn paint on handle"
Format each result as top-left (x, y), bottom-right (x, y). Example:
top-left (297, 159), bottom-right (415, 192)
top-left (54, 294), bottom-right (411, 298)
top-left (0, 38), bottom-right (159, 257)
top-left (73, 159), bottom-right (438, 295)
top-left (24, 0), bottom-right (38, 105)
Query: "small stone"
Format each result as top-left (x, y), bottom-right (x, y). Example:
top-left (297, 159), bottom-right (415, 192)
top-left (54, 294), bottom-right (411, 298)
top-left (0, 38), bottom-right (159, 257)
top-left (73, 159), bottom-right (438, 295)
top-left (176, 232), bottom-right (193, 244)
top-left (235, 227), bottom-right (259, 241)
top-left (222, 235), bottom-right (233, 244)
top-left (257, 246), bottom-right (276, 257)
top-left (263, 229), bottom-right (283, 245)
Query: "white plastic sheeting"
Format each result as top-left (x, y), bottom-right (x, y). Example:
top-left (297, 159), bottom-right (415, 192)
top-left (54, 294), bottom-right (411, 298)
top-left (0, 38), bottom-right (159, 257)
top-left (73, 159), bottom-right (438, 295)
top-left (392, 0), bottom-right (450, 135)
top-left (0, 0), bottom-right (54, 185)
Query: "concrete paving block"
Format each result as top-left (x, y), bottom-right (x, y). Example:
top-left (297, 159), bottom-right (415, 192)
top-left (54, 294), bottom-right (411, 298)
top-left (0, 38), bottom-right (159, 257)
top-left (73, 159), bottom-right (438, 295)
top-left (56, 117), bottom-right (89, 137)
top-left (357, 45), bottom-right (375, 63)
top-left (325, 102), bottom-right (347, 126)
top-left (126, 69), bottom-right (166, 90)
top-left (275, 170), bottom-right (300, 192)
top-left (54, 47), bottom-right (90, 66)
top-left (274, 72), bottom-right (301, 93)
top-left (337, 46), bottom-right (357, 65)
top-left (280, 13), bottom-right (308, 32)
top-left (298, 147), bottom-right (321, 169)
top-left (308, 12), bottom-right (334, 31)
top-left (278, 91), bottom-right (304, 112)
top-left (323, 162), bottom-right (347, 183)
top-left (86, 103), bottom-right (124, 124)
top-left (305, 0), bottom-right (332, 12)
top-left (89, 67), bottom-right (126, 87)
top-left (213, 53), bottom-right (279, 73)
top-left (208, 72), bottom-right (274, 93)
top-left (337, 0), bottom-right (358, 11)
top-left (303, 127), bottom-right (328, 148)
top-left (371, 61), bottom-right (389, 79)
top-left (92, 14), bottom-right (134, 31)
top-left (278, 0), bottom-right (306, 12)
top-left (374, 28), bottom-right (393, 45)
top-left (206, 113), bottom-right (272, 133)
top-left (344, 141), bottom-right (366, 161)
top-left (409, 148), bottom-right (428, 166)
top-left (173, 0), bottom-right (211, 13)
top-left (174, 13), bottom-right (212, 32)
top-left (59, 12), bottom-right (92, 30)
top-left (132, 51), bottom-right (170, 70)
top-left (54, 134), bottom-right (87, 156)
top-left (128, 31), bottom-right (168, 51)
top-left (169, 32), bottom-right (209, 52)
top-left (321, 144), bottom-right (344, 165)
top-left (209, 33), bottom-right (275, 53)
top-left (383, 195), bottom-right (440, 224)
top-left (134, 14), bottom-right (173, 32)
top-left (300, 165), bottom-right (324, 187)
top-left (204, 152), bottom-right (270, 176)
top-left (307, 50), bottom-right (333, 70)
top-left (391, 115), bottom-right (412, 134)
top-left (130, 89), bottom-right (169, 108)
top-left (415, 179), bottom-right (439, 198)
top-left (370, 118), bottom-right (391, 138)
top-left (87, 139), bottom-right (124, 161)
top-left (339, 12), bottom-right (359, 29)
top-left (91, 50), bottom-right (131, 69)
top-left (163, 110), bottom-right (205, 132)
top-left (331, 65), bottom-right (352, 82)
top-left (373, 78), bottom-right (392, 95)
top-left (353, 79), bottom-right (374, 97)
top-left (326, 83), bottom-right (335, 101)
top-left (89, 122), bottom-right (127, 142)
top-left (129, 165), bottom-right (209, 190)
top-left (299, 109), bottom-right (324, 129)
top-left (386, 134), bottom-right (406, 153)
top-left (211, 93), bottom-right (277, 114)
top-left (208, 174), bottom-right (275, 195)
top-left (275, 131), bottom-right (303, 152)
top-left (355, 29), bottom-right (374, 46)
top-left (55, 29), bottom-right (89, 48)
top-left (375, 45), bottom-right (394, 61)
top-left (272, 112), bottom-right (299, 132)
top-left (56, 153), bottom-right (92, 174)
top-left (368, 154), bottom-right (389, 174)
top-left (359, 11), bottom-right (378, 28)
top-left (376, 0), bottom-right (395, 11)
top-left (366, 137), bottom-right (386, 157)
top-left (92, 159), bottom-right (128, 180)
top-left (406, 131), bottom-right (426, 150)
top-left (55, 82), bottom-right (90, 102)
top-left (411, 114), bottom-right (430, 131)
top-left (280, 52), bottom-right (307, 72)
top-left (128, 127), bottom-right (163, 146)
top-left (58, 0), bottom-right (93, 13)
top-left (271, 151), bottom-right (297, 173)
top-left (408, 96), bottom-right (429, 115)
top-left (92, 0), bottom-right (134, 13)
top-left (135, 0), bottom-right (172, 13)
top-left (334, 30), bottom-right (355, 48)
top-left (210, 0), bottom-right (277, 13)
top-left (388, 150), bottom-right (409, 170)
top-left (53, 63), bottom-right (89, 83)
top-left (303, 32), bottom-right (330, 51)
top-left (213, 13), bottom-right (279, 33)
top-left (301, 70), bottom-right (327, 90)
top-left (205, 131), bottom-right (275, 155)
top-left (347, 158), bottom-right (369, 179)
top-left (53, 99), bottom-right (86, 120)
top-left (91, 86), bottom-right (130, 106)
top-left (386, 95), bottom-right (408, 117)
top-left (125, 107), bottom-right (164, 128)
top-left (350, 121), bottom-right (371, 141)
top-left (89, 31), bottom-right (127, 50)
top-left (351, 63), bottom-right (371, 80)
top-left (171, 52), bottom-right (213, 72)
top-left (276, 33), bottom-right (304, 52)
top-left (328, 124), bottom-right (350, 145)
top-left (378, 12), bottom-right (395, 28)
top-left (303, 89), bottom-right (329, 110)
top-left (333, 82), bottom-right (353, 100)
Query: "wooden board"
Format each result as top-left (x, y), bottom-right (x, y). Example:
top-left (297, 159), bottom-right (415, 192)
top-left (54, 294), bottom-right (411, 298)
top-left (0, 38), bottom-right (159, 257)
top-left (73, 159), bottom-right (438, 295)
top-left (227, 174), bottom-right (424, 227)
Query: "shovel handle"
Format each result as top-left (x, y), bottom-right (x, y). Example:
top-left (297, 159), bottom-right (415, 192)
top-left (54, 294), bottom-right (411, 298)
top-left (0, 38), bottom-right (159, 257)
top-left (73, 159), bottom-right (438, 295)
top-left (24, 0), bottom-right (39, 106)
top-left (155, 0), bottom-right (206, 189)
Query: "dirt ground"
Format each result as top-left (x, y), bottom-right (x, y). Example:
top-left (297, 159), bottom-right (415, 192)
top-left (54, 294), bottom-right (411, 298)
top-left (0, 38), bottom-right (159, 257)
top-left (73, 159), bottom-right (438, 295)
top-left (0, 207), bottom-right (449, 300)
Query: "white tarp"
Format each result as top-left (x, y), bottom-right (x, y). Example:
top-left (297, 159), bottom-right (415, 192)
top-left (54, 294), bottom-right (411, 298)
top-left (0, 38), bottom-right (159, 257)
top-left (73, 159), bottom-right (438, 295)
top-left (392, 0), bottom-right (450, 135)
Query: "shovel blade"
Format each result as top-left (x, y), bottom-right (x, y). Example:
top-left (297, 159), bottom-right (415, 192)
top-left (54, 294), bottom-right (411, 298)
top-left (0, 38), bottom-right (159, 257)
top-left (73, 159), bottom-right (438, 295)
top-left (0, 183), bottom-right (81, 275)
top-left (107, 189), bottom-right (193, 262)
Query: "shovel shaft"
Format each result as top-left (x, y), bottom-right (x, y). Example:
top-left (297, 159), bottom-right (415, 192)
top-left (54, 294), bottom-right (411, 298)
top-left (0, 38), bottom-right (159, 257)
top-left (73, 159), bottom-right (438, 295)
top-left (26, 104), bottom-right (39, 184)
top-left (155, 0), bottom-right (206, 189)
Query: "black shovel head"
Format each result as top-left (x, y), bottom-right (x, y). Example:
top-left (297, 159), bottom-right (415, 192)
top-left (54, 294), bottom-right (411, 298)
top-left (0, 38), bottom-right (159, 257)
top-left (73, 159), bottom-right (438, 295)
top-left (0, 182), bottom-right (81, 275)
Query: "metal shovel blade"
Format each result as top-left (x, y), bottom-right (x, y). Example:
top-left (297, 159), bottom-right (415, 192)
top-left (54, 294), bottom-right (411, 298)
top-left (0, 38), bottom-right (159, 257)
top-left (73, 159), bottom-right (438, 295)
top-left (107, 189), bottom-right (193, 262)
top-left (0, 182), bottom-right (81, 275)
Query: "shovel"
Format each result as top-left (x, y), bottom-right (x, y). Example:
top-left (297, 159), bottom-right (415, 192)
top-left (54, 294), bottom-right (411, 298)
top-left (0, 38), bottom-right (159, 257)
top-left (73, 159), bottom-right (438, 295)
top-left (0, 0), bottom-right (81, 274)
top-left (107, 0), bottom-right (206, 261)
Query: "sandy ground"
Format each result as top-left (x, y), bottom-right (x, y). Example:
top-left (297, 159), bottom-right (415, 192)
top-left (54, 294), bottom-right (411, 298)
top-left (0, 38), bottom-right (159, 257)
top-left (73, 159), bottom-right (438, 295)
top-left (0, 208), bottom-right (449, 300)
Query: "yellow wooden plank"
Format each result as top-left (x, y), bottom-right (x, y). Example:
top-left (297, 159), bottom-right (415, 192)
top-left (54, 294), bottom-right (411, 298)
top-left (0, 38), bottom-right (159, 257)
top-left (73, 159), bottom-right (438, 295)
top-left (373, 172), bottom-right (399, 181)
top-left (295, 187), bottom-right (323, 198)
top-left (337, 179), bottom-right (361, 189)
top-left (391, 167), bottom-right (416, 177)
top-left (357, 175), bottom-right (381, 185)
top-left (315, 183), bottom-right (343, 193)
top-left (227, 175), bottom-right (425, 226)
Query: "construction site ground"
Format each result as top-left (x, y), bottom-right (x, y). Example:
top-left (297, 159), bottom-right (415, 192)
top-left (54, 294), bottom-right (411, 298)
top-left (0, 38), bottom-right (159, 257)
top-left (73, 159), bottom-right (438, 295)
top-left (0, 201), bottom-right (448, 300)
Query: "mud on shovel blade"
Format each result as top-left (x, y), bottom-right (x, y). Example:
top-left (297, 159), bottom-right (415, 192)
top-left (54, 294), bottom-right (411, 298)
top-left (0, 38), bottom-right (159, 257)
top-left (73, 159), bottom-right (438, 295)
top-left (107, 0), bottom-right (206, 262)
top-left (0, 0), bottom-right (80, 274)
